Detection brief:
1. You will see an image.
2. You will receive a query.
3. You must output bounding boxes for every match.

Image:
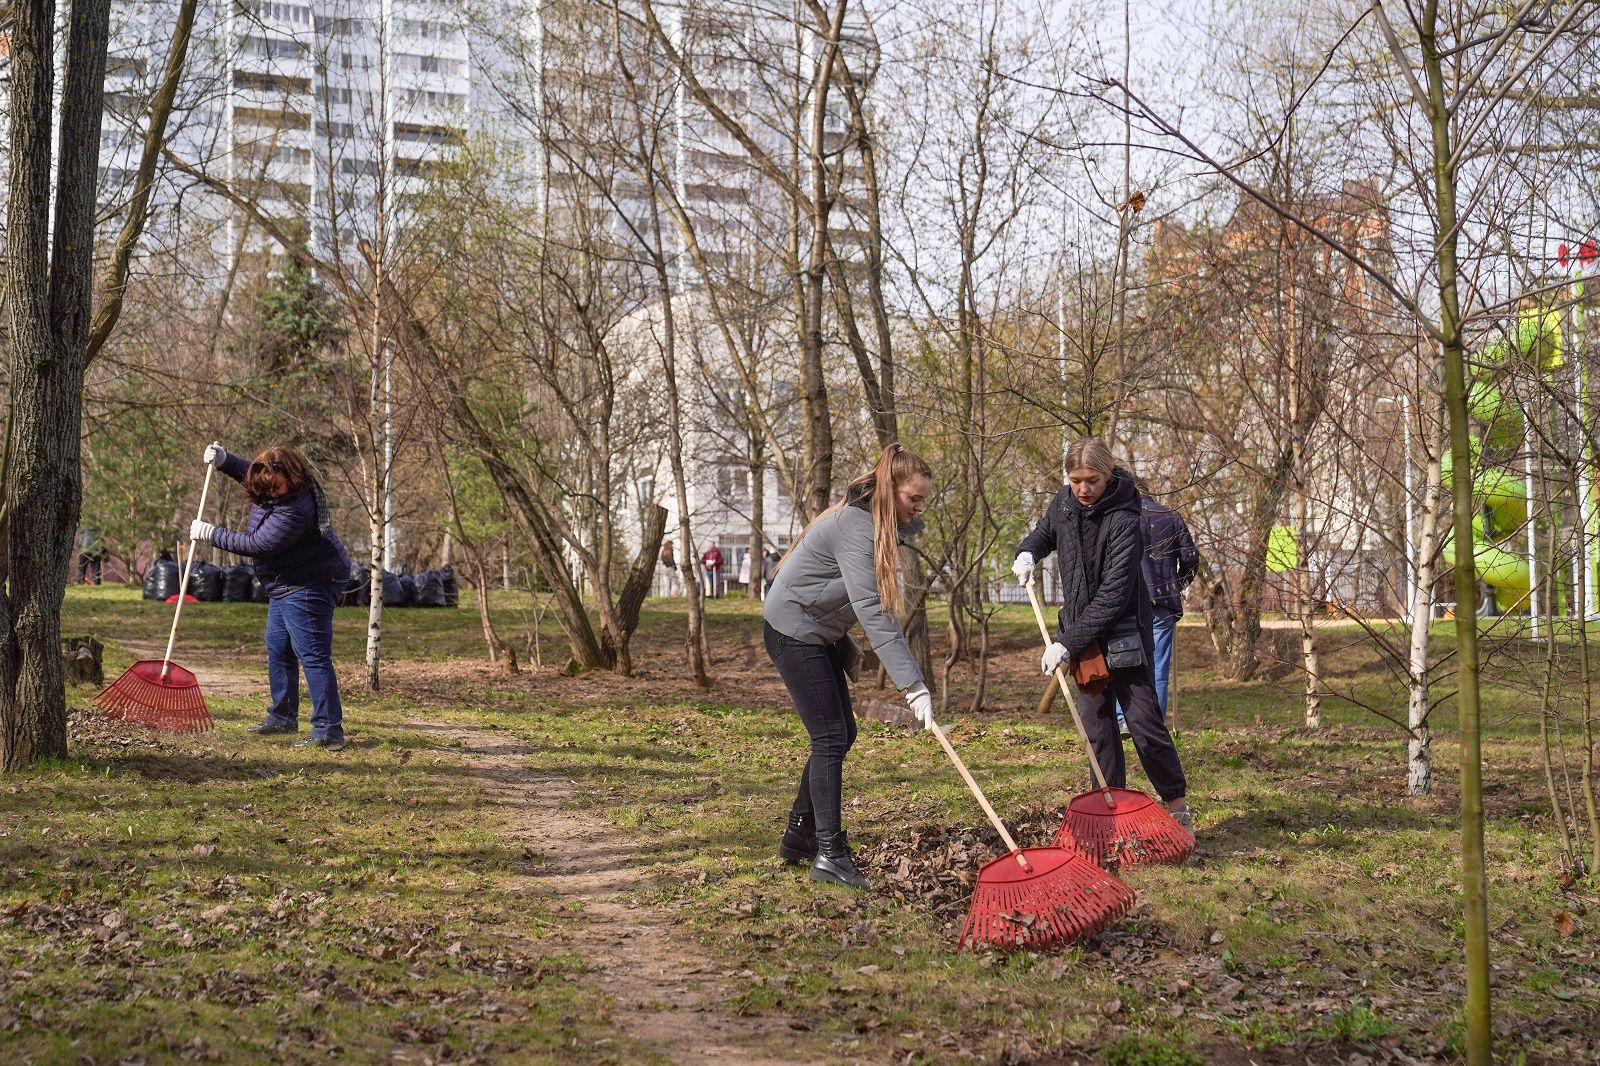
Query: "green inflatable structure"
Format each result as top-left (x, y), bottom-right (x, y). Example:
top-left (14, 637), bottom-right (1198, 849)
top-left (1441, 304), bottom-right (1592, 605)
top-left (1269, 301), bottom-right (1595, 614)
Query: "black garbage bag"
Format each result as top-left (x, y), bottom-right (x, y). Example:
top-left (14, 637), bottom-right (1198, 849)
top-left (413, 570), bottom-right (447, 607)
top-left (250, 573), bottom-right (270, 603)
top-left (340, 566), bottom-right (369, 607)
top-left (146, 557), bottom-right (180, 601)
top-left (381, 569), bottom-right (412, 607)
top-left (222, 564), bottom-right (255, 603)
top-left (190, 561), bottom-right (224, 602)
top-left (398, 573), bottom-right (417, 607)
top-left (440, 564), bottom-right (459, 607)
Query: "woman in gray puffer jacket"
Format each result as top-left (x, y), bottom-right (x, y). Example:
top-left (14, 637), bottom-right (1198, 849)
top-left (763, 444), bottom-right (936, 890)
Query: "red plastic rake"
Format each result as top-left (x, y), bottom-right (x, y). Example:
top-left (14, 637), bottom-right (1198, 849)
top-left (96, 460), bottom-right (217, 732)
top-left (1025, 583), bottom-right (1194, 869)
top-left (926, 718), bottom-right (1134, 951)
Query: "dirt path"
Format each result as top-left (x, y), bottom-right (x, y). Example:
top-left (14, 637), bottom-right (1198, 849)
top-left (415, 721), bottom-right (837, 1065)
top-left (105, 641), bottom-right (838, 1062)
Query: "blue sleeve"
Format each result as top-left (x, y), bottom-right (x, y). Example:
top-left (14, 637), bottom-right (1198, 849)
top-left (217, 448), bottom-right (249, 486)
top-left (212, 498), bottom-right (313, 557)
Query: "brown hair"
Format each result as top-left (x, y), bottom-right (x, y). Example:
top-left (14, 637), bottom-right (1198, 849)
top-left (243, 445), bottom-right (315, 504)
top-left (786, 444), bottom-right (934, 610)
top-left (1064, 438), bottom-right (1116, 478)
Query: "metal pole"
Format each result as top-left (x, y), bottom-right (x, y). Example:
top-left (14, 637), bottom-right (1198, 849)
top-left (1573, 267), bottom-right (1594, 619)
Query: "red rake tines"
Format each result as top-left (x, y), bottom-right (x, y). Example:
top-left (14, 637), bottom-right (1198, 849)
top-left (95, 661), bottom-right (212, 733)
top-left (1052, 786), bottom-right (1194, 868)
top-left (96, 456), bottom-right (218, 734)
top-left (1024, 583), bottom-right (1194, 870)
top-left (927, 720), bottom-right (1134, 951)
top-left (960, 844), bottom-right (1134, 951)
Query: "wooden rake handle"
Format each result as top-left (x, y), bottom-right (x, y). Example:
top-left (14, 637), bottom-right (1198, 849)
top-left (927, 718), bottom-right (1032, 872)
top-left (161, 458), bottom-right (217, 679)
top-left (1024, 582), bottom-right (1114, 800)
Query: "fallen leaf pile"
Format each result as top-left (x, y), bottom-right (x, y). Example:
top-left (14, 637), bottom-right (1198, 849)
top-left (856, 807), bottom-right (1064, 924)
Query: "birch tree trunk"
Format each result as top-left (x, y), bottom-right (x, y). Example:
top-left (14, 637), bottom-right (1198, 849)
top-left (1407, 449), bottom-right (1443, 795)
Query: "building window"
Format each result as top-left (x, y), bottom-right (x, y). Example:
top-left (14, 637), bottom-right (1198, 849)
top-left (715, 465), bottom-right (749, 501)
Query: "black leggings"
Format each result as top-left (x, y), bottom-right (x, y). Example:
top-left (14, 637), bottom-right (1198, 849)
top-left (1076, 645), bottom-right (1187, 802)
top-left (765, 622), bottom-right (857, 837)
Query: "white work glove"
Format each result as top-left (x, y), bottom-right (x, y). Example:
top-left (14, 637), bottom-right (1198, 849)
top-left (203, 441), bottom-right (223, 465)
top-left (190, 519), bottom-right (216, 544)
top-left (904, 683), bottom-right (935, 731)
top-left (1012, 551), bottom-right (1034, 586)
top-left (1040, 641), bottom-right (1069, 676)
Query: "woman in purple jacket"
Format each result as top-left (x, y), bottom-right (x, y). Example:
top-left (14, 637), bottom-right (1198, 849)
top-left (190, 442), bottom-right (353, 750)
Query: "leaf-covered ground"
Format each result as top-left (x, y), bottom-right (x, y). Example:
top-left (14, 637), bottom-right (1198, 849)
top-left (1, 585), bottom-right (1595, 1064)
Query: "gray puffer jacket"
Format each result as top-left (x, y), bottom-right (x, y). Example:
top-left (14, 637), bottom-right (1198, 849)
top-left (763, 491), bottom-right (925, 691)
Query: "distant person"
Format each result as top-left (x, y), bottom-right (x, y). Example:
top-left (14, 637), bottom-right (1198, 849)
top-left (1013, 438), bottom-right (1191, 837)
top-left (765, 445), bottom-right (936, 891)
top-left (1113, 479), bottom-right (1199, 734)
top-left (190, 441), bottom-right (352, 751)
top-left (1135, 479), bottom-right (1197, 718)
top-left (77, 523), bottom-right (108, 585)
top-left (701, 540), bottom-right (724, 599)
top-left (738, 548), bottom-right (753, 594)
top-left (660, 540), bottom-right (678, 596)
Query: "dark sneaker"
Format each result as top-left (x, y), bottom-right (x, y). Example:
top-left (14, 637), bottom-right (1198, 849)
top-left (247, 722), bottom-right (298, 735)
top-left (810, 831), bottom-right (870, 891)
top-left (777, 812), bottom-right (817, 864)
top-left (294, 737), bottom-right (346, 752)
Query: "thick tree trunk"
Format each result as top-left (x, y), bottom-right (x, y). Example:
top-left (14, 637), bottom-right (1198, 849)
top-left (597, 504), bottom-right (668, 676)
top-left (2, 0), bottom-right (112, 771)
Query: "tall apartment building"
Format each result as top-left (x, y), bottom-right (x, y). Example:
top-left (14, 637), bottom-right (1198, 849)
top-left (48, 0), bottom-right (489, 280)
top-left (5, 1), bottom-right (871, 284)
top-left (519, 0), bottom-right (875, 290)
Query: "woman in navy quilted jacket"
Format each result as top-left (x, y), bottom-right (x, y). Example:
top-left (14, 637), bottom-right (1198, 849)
top-left (190, 441), bottom-right (352, 751)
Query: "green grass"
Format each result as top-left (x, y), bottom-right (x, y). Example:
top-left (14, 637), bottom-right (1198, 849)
top-left (3, 584), bottom-right (1596, 1063)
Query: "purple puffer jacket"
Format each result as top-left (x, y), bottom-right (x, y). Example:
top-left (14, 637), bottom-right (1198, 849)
top-left (210, 448), bottom-right (352, 598)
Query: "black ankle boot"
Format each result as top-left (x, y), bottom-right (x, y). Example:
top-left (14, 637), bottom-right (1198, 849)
top-left (777, 812), bottom-right (817, 864)
top-left (810, 830), bottom-right (870, 891)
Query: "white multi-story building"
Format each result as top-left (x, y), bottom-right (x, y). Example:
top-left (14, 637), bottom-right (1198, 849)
top-left (19, 0), bottom-right (493, 280)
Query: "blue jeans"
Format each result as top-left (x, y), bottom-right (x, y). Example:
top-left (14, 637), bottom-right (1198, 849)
top-left (262, 582), bottom-right (344, 740)
top-left (1117, 608), bottom-right (1177, 723)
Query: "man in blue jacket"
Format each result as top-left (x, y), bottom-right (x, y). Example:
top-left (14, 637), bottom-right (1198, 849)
top-left (1118, 481), bottom-right (1198, 731)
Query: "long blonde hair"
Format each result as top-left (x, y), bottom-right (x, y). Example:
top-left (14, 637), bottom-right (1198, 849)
top-left (787, 444), bottom-right (933, 610)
